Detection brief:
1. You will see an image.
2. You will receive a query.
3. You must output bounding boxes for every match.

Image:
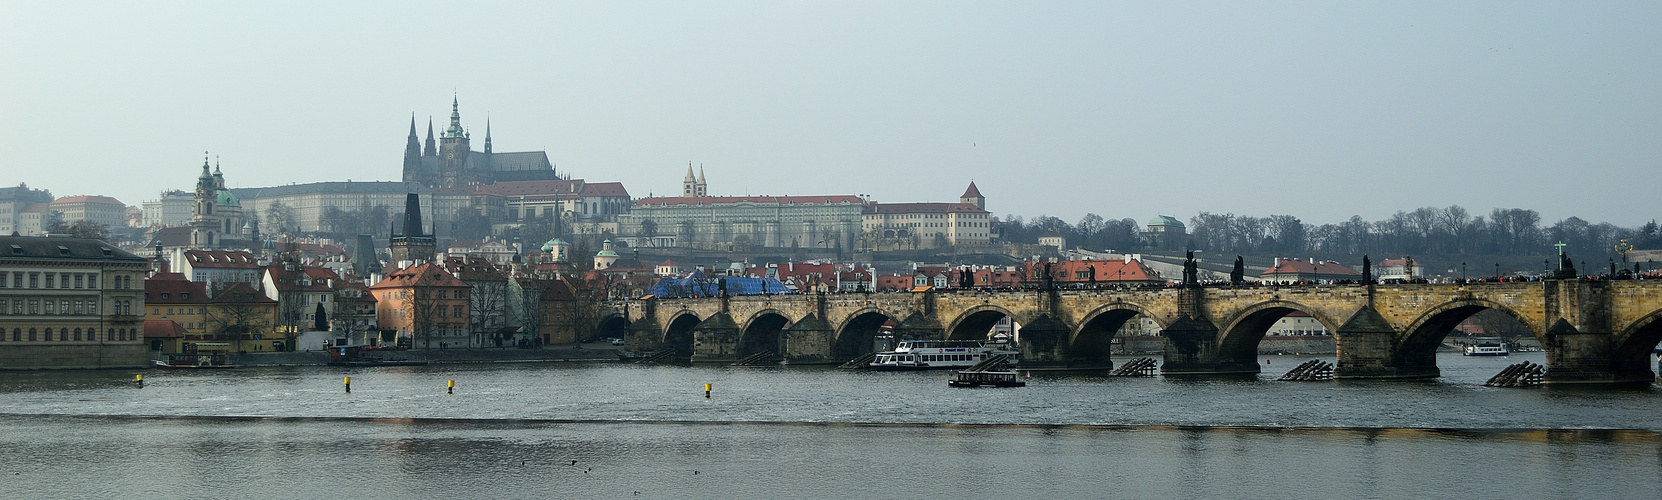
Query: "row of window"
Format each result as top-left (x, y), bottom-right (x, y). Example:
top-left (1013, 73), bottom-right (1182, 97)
top-left (1, 327), bottom-right (137, 342)
top-left (380, 290), bottom-right (469, 301)
top-left (378, 306), bottom-right (467, 319)
top-left (2, 271), bottom-right (101, 289)
top-left (1, 298), bottom-right (101, 315)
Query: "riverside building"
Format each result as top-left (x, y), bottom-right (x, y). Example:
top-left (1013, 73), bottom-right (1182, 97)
top-left (0, 235), bottom-right (149, 369)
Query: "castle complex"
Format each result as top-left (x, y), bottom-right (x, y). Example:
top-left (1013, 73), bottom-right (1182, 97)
top-left (402, 97), bottom-right (559, 188)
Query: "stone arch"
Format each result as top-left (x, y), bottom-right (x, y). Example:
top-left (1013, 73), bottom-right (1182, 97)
top-left (1612, 308), bottom-right (1662, 381)
top-left (737, 309), bottom-right (792, 358)
top-left (1400, 299), bottom-right (1538, 355)
top-left (945, 305), bottom-right (1024, 341)
top-left (1070, 302), bottom-right (1165, 365)
top-left (661, 311), bottom-right (702, 356)
top-left (1217, 300), bottom-right (1337, 368)
top-left (833, 308), bottom-right (898, 359)
top-left (595, 314), bottom-right (630, 342)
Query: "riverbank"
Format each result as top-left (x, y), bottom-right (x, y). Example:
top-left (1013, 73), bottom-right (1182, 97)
top-left (225, 344), bottom-right (624, 367)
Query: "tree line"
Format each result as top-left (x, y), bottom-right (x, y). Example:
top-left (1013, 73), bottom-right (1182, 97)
top-left (998, 206), bottom-right (1661, 262)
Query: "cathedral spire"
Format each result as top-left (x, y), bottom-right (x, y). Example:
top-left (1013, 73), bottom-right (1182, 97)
top-left (405, 114), bottom-right (423, 162)
top-left (484, 117), bottom-right (492, 154)
top-left (424, 117), bottom-right (436, 156)
top-left (444, 95), bottom-right (464, 138)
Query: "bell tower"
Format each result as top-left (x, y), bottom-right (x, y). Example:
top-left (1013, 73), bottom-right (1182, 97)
top-left (437, 96), bottom-right (471, 187)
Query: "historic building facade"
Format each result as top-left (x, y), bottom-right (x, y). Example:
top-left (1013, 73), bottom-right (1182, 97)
top-left (860, 183), bottom-right (992, 249)
top-left (0, 235), bottom-right (149, 369)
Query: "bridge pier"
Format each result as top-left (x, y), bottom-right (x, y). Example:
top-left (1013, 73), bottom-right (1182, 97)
top-left (1160, 317), bottom-right (1251, 375)
top-left (1334, 306), bottom-right (1438, 379)
top-left (1020, 315), bottom-right (1110, 370)
top-left (783, 314), bottom-right (834, 364)
top-left (691, 313), bottom-right (741, 364)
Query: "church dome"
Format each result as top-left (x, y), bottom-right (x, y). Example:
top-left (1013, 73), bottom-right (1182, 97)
top-left (217, 190), bottom-right (241, 207)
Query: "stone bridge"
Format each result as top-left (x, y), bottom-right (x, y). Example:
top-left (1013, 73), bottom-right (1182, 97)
top-left (597, 279), bottom-right (1662, 385)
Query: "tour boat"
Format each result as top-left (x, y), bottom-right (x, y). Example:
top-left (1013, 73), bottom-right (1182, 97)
top-left (153, 353), bottom-right (235, 369)
top-left (326, 344), bottom-right (428, 367)
top-left (1462, 338), bottom-right (1510, 356)
top-left (868, 339), bottom-right (1018, 371)
top-left (948, 369), bottom-right (1027, 388)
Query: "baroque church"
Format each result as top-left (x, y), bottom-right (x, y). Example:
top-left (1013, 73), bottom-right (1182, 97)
top-left (402, 97), bottom-right (560, 188)
top-left (189, 155), bottom-right (250, 249)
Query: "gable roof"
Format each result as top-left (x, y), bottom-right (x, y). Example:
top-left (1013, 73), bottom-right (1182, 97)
top-left (961, 182), bottom-right (982, 199)
top-left (867, 202), bottom-right (989, 214)
top-left (369, 262), bottom-right (468, 289)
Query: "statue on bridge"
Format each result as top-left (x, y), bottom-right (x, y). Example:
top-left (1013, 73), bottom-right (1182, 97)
top-left (1183, 251), bottom-right (1198, 286)
top-left (1230, 256), bottom-right (1244, 284)
top-left (1557, 252), bottom-right (1578, 279)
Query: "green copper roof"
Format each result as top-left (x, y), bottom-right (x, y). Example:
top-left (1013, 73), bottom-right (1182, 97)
top-left (1148, 215), bottom-right (1185, 227)
top-left (217, 190), bottom-right (240, 207)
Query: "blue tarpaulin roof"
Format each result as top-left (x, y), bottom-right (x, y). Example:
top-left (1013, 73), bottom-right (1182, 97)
top-left (649, 271), bottom-right (791, 298)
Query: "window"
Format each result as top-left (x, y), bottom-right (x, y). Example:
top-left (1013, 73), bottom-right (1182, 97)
top-left (74, 301), bottom-right (82, 315)
top-left (87, 275), bottom-right (96, 288)
top-left (87, 302), bottom-right (96, 314)
top-left (45, 274), bottom-right (54, 289)
top-left (44, 300), bottom-right (54, 315)
top-left (30, 273), bottom-right (39, 288)
top-left (74, 275), bottom-right (82, 288)
top-left (73, 328), bottom-right (81, 341)
top-left (0, 273), bottom-right (6, 287)
top-left (28, 328), bottom-right (36, 341)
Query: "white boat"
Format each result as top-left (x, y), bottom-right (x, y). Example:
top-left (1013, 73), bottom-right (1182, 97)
top-left (868, 339), bottom-right (1018, 371)
top-left (1463, 337), bottom-right (1510, 356)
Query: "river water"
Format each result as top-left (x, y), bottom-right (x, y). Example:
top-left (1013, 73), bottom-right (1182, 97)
top-left (2, 352), bottom-right (1659, 499)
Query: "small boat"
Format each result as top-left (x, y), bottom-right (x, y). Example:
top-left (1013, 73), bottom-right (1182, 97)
top-left (948, 369), bottom-right (1026, 388)
top-left (1463, 337), bottom-right (1510, 356)
top-left (868, 339), bottom-right (1019, 371)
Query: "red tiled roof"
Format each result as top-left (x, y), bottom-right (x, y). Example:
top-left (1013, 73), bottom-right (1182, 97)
top-left (635, 195), bottom-right (865, 207)
top-left (144, 320), bottom-right (187, 338)
top-left (52, 195), bottom-right (124, 205)
top-left (961, 182), bottom-right (982, 199)
top-left (370, 262), bottom-right (468, 289)
top-left (477, 180), bottom-right (586, 196)
top-left (579, 182), bottom-right (630, 197)
top-left (1027, 259), bottom-right (1162, 282)
top-left (145, 278), bottom-right (210, 304)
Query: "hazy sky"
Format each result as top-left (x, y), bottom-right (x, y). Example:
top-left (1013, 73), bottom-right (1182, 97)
top-left (2, 2), bottom-right (1658, 227)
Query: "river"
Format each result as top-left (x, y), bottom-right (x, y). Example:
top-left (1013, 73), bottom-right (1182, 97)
top-left (2, 352), bottom-right (1658, 499)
